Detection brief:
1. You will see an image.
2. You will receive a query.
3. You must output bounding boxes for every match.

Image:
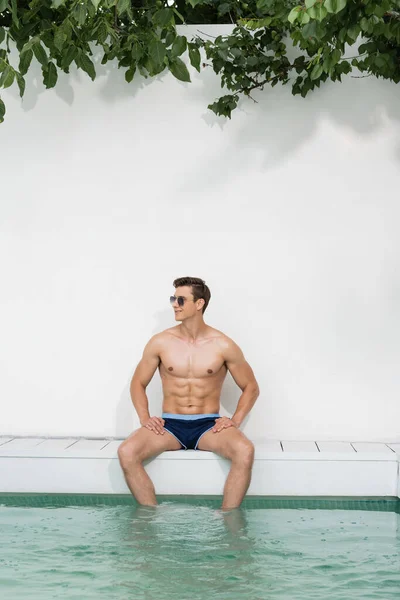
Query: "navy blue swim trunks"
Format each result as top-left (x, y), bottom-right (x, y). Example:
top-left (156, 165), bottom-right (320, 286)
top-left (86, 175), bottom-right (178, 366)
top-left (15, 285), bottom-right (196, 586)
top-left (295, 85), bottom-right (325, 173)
top-left (162, 413), bottom-right (220, 450)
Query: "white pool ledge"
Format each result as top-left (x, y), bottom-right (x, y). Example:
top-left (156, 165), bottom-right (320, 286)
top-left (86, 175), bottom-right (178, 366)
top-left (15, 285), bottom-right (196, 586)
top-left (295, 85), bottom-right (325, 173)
top-left (0, 437), bottom-right (399, 498)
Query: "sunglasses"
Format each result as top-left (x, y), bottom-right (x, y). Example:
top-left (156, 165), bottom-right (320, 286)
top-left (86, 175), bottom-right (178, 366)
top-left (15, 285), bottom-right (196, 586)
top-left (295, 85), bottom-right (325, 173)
top-left (169, 296), bottom-right (191, 307)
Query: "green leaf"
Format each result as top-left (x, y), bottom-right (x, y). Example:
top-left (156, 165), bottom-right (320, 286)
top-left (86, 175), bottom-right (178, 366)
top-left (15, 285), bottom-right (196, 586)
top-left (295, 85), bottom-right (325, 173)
top-left (165, 31), bottom-right (175, 47)
top-left (347, 25), bottom-right (360, 41)
top-left (171, 35), bottom-right (187, 58)
top-left (0, 27), bottom-right (5, 44)
top-left (288, 7), bottom-right (301, 24)
top-left (298, 10), bottom-right (310, 25)
top-left (324, 0), bottom-right (334, 12)
top-left (0, 0), bottom-right (7, 12)
top-left (54, 27), bottom-right (68, 52)
top-left (322, 55), bottom-right (331, 72)
top-left (324, 0), bottom-right (346, 14)
top-left (153, 8), bottom-right (174, 28)
top-left (78, 53), bottom-right (96, 80)
top-left (307, 5), bottom-right (327, 21)
top-left (172, 7), bottom-right (185, 23)
top-left (373, 4), bottom-right (386, 18)
top-left (96, 21), bottom-right (108, 44)
top-left (16, 72), bottom-right (25, 97)
top-left (169, 57), bottom-right (190, 82)
top-left (0, 65), bottom-right (15, 89)
top-left (331, 48), bottom-right (341, 65)
top-left (218, 2), bottom-right (230, 15)
top-left (10, 0), bottom-right (19, 27)
top-left (32, 41), bottom-right (48, 66)
top-left (149, 40), bottom-right (166, 66)
top-left (51, 0), bottom-right (66, 7)
top-left (302, 21), bottom-right (317, 40)
top-left (360, 17), bottom-right (369, 32)
top-left (188, 44), bottom-right (200, 72)
top-left (59, 19), bottom-right (73, 40)
top-left (375, 55), bottom-right (387, 68)
top-left (0, 96), bottom-right (5, 123)
top-left (43, 62), bottom-right (58, 88)
top-left (305, 0), bottom-right (315, 7)
top-left (125, 65), bottom-right (136, 82)
top-left (19, 48), bottom-right (33, 75)
top-left (131, 43), bottom-right (143, 61)
top-left (91, 0), bottom-right (102, 8)
top-left (310, 63), bottom-right (323, 80)
top-left (116, 0), bottom-right (130, 16)
top-left (187, 0), bottom-right (204, 7)
top-left (61, 45), bottom-right (77, 69)
top-left (73, 3), bottom-right (87, 26)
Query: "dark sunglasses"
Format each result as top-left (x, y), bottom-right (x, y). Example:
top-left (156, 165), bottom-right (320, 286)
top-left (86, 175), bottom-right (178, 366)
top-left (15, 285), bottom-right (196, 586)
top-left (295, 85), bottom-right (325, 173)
top-left (169, 296), bottom-right (191, 307)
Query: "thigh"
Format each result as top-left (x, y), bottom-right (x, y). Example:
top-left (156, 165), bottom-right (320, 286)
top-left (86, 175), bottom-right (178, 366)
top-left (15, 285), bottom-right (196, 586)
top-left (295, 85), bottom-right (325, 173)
top-left (196, 426), bottom-right (253, 459)
top-left (118, 426), bottom-right (182, 462)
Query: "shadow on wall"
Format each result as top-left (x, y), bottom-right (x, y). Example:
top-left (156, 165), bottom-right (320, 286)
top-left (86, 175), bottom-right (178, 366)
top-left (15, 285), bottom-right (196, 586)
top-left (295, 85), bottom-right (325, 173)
top-left (180, 66), bottom-right (400, 194)
top-left (115, 307), bottom-right (248, 437)
top-left (6, 39), bottom-right (400, 173)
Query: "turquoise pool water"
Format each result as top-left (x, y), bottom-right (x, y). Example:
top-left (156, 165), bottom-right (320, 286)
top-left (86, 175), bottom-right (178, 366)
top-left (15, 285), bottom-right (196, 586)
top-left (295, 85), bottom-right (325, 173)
top-left (0, 496), bottom-right (399, 599)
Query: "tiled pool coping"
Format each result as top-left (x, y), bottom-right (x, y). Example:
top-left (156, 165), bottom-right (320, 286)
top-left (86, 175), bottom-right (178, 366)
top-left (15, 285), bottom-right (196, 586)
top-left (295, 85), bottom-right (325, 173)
top-left (0, 493), bottom-right (399, 512)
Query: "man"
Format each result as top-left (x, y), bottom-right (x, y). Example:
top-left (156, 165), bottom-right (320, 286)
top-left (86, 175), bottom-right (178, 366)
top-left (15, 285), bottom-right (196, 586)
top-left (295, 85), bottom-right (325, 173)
top-left (118, 276), bottom-right (260, 510)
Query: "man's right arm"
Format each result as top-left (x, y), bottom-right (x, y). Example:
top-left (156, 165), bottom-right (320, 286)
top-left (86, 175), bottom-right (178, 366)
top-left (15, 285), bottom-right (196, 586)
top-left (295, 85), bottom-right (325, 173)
top-left (130, 335), bottom-right (162, 427)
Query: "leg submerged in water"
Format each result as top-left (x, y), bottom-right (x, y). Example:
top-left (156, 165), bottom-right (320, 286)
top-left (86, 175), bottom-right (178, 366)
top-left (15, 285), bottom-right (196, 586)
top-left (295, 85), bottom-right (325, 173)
top-left (117, 427), bottom-right (181, 506)
top-left (221, 449), bottom-right (255, 510)
top-left (119, 455), bottom-right (158, 506)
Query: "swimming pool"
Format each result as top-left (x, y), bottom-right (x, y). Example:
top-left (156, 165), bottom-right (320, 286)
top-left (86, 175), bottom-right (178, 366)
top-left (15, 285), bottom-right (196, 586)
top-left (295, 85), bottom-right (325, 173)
top-left (1, 495), bottom-right (399, 599)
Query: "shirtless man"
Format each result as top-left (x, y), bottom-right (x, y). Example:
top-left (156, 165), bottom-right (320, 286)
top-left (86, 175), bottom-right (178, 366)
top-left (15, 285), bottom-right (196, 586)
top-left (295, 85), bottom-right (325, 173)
top-left (118, 276), bottom-right (260, 510)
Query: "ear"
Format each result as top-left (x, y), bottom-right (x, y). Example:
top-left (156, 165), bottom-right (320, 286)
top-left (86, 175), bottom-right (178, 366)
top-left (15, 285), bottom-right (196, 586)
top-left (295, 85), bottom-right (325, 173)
top-left (197, 298), bottom-right (205, 311)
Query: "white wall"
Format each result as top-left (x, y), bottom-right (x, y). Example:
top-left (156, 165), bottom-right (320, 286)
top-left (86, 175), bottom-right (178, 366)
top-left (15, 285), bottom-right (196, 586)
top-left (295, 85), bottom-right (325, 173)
top-left (1, 25), bottom-right (400, 441)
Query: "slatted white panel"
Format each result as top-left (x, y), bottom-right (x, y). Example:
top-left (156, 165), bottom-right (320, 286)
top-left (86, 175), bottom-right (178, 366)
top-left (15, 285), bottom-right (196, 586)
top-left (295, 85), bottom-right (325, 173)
top-left (252, 440), bottom-right (282, 452)
top-left (0, 437), bottom-right (398, 495)
top-left (281, 441), bottom-right (319, 452)
top-left (101, 440), bottom-right (123, 458)
top-left (0, 438), bottom-right (45, 452)
top-left (26, 438), bottom-right (79, 456)
top-left (317, 441), bottom-right (356, 453)
top-left (387, 443), bottom-right (400, 454)
top-left (0, 437), bottom-right (14, 447)
top-left (64, 439), bottom-right (113, 457)
top-left (351, 442), bottom-right (395, 454)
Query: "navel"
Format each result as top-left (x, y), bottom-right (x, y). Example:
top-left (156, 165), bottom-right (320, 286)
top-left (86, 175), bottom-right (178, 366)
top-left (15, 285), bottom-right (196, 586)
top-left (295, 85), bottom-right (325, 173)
top-left (207, 369), bottom-right (213, 374)
top-left (168, 367), bottom-right (173, 371)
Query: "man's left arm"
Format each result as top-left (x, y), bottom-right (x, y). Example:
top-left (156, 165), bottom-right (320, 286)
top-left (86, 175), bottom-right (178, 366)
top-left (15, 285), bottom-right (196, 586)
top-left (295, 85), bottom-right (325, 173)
top-left (216, 337), bottom-right (260, 430)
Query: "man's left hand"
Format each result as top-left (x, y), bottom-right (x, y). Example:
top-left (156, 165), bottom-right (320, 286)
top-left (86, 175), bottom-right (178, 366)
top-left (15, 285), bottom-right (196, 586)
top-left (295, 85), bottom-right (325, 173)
top-left (212, 417), bottom-right (239, 433)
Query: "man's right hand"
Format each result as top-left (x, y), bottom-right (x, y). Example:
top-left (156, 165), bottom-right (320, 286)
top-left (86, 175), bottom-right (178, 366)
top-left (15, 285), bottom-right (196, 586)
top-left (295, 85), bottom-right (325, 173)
top-left (141, 416), bottom-right (165, 435)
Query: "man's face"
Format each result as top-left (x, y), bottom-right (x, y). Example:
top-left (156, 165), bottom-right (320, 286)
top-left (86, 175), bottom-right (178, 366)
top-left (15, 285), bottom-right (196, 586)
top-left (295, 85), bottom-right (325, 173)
top-left (171, 286), bottom-right (200, 321)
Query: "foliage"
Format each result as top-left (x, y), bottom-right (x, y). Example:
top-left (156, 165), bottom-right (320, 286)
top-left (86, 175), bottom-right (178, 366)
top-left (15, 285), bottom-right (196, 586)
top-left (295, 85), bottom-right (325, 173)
top-left (1, 0), bottom-right (400, 122)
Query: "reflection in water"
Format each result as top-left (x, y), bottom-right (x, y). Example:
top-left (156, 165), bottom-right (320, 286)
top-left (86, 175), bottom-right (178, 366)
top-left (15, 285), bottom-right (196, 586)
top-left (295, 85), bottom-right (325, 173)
top-left (115, 503), bottom-right (264, 599)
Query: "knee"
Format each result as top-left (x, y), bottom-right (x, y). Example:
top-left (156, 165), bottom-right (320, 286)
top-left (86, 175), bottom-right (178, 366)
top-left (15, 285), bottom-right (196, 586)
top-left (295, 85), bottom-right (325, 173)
top-left (233, 440), bottom-right (255, 467)
top-left (117, 440), bottom-right (141, 469)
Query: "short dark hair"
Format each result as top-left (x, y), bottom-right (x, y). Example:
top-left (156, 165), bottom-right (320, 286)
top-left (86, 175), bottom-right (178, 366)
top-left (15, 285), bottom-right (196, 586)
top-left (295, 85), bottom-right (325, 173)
top-left (173, 277), bottom-right (211, 314)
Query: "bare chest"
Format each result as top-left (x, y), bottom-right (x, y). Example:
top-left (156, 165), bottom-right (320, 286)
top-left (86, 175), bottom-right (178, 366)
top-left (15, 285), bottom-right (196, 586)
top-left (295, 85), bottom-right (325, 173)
top-left (159, 340), bottom-right (226, 380)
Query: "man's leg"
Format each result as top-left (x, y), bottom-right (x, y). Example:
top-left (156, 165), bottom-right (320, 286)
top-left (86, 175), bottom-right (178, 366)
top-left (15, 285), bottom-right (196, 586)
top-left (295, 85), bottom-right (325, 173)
top-left (118, 428), bottom-right (181, 505)
top-left (196, 428), bottom-right (255, 510)
top-left (221, 454), bottom-right (253, 510)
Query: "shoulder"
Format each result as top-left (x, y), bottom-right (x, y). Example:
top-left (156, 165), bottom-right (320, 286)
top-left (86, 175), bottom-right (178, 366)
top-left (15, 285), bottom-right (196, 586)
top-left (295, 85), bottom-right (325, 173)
top-left (146, 327), bottom-right (180, 348)
top-left (143, 330), bottom-right (170, 353)
top-left (213, 330), bottom-right (244, 359)
top-left (160, 326), bottom-right (182, 340)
